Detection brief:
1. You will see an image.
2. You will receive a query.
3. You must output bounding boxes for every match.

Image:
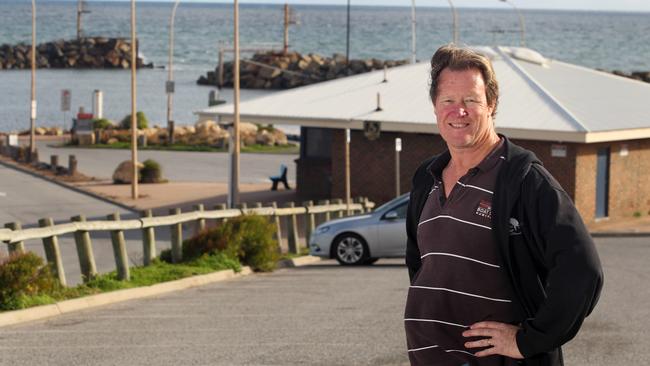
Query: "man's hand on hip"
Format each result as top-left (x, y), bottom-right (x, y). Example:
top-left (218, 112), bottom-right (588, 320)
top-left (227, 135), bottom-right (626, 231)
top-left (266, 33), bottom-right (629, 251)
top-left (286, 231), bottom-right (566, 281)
top-left (462, 321), bottom-right (524, 359)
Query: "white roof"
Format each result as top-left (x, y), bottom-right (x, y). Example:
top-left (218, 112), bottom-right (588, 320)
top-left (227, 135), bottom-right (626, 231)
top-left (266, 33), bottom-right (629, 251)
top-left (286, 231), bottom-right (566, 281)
top-left (197, 46), bottom-right (650, 143)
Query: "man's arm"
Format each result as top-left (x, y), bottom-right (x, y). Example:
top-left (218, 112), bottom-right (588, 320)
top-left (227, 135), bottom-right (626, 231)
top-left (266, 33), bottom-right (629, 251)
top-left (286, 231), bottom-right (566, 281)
top-left (515, 165), bottom-right (604, 357)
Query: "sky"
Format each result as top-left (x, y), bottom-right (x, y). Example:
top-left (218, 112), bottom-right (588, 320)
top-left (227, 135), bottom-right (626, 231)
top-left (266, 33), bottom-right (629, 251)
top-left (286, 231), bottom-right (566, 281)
top-left (92, 0), bottom-right (650, 13)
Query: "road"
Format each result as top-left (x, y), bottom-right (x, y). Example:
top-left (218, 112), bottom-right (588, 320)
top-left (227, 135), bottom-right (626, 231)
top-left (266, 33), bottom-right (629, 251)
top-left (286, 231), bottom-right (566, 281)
top-left (1, 236), bottom-right (649, 365)
top-left (35, 140), bottom-right (298, 184)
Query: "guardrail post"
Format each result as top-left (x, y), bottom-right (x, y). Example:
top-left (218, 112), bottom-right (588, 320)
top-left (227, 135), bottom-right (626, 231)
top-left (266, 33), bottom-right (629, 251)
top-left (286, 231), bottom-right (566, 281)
top-left (215, 203), bottom-right (228, 225)
top-left (303, 201), bottom-right (315, 248)
top-left (71, 214), bottom-right (98, 282)
top-left (271, 202), bottom-right (283, 252)
top-left (38, 218), bottom-right (67, 286)
top-left (170, 208), bottom-right (183, 263)
top-left (318, 199), bottom-right (331, 224)
top-left (4, 222), bottom-right (25, 254)
top-left (141, 209), bottom-right (156, 265)
top-left (193, 204), bottom-right (206, 235)
top-left (332, 198), bottom-right (344, 218)
top-left (285, 202), bottom-right (299, 254)
top-left (50, 155), bottom-right (58, 172)
top-left (68, 155), bottom-right (78, 176)
top-left (108, 213), bottom-right (130, 281)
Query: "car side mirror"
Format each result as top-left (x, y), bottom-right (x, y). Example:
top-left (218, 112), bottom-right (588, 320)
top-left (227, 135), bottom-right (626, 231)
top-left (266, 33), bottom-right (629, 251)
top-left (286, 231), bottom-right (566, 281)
top-left (384, 211), bottom-right (399, 220)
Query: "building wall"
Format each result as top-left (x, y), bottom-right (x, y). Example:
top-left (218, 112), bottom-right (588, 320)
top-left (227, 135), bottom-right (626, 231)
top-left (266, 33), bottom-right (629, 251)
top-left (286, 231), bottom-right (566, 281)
top-left (301, 127), bottom-right (650, 223)
top-left (575, 139), bottom-right (650, 224)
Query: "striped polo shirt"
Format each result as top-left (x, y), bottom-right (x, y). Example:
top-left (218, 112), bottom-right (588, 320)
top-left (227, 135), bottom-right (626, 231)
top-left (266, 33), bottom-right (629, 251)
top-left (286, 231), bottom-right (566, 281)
top-left (404, 140), bottom-right (521, 366)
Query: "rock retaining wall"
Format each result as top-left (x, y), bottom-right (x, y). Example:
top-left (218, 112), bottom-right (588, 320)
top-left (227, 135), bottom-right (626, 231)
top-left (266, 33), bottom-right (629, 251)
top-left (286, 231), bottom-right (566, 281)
top-left (0, 37), bottom-right (152, 69)
top-left (198, 51), bottom-right (407, 89)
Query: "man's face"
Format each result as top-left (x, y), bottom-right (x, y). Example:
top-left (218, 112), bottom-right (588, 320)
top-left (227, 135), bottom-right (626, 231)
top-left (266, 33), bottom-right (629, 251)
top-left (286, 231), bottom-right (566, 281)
top-left (433, 68), bottom-right (496, 151)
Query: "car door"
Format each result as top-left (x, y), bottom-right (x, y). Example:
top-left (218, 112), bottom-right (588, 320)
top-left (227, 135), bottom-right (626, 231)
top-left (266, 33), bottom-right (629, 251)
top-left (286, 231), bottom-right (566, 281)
top-left (374, 201), bottom-right (408, 257)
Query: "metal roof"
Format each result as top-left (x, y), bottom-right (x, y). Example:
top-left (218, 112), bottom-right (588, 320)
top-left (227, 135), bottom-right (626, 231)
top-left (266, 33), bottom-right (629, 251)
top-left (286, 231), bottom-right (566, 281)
top-left (197, 46), bottom-right (650, 143)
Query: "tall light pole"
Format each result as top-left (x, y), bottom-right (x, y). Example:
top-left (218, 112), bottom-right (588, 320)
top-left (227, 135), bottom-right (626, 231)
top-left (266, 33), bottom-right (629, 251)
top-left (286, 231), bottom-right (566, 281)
top-left (345, 0), bottom-right (351, 63)
top-left (167, 0), bottom-right (180, 144)
top-left (500, 0), bottom-right (526, 47)
top-left (447, 0), bottom-right (458, 44)
top-left (29, 0), bottom-right (36, 160)
top-left (410, 0), bottom-right (416, 63)
top-left (130, 0), bottom-right (139, 200)
top-left (229, 0), bottom-right (241, 207)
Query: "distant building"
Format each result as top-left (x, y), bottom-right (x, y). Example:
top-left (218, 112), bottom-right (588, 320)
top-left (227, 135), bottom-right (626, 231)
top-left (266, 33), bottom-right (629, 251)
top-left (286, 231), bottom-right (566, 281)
top-left (198, 47), bottom-right (650, 224)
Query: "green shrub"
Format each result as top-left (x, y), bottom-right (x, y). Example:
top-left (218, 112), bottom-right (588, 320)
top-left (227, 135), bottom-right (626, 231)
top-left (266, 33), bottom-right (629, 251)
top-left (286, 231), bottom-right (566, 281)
top-left (140, 159), bottom-right (163, 183)
top-left (0, 252), bottom-right (59, 310)
top-left (182, 215), bottom-right (279, 272)
top-left (93, 118), bottom-right (113, 130)
top-left (633, 211), bottom-right (642, 218)
top-left (120, 111), bottom-right (148, 130)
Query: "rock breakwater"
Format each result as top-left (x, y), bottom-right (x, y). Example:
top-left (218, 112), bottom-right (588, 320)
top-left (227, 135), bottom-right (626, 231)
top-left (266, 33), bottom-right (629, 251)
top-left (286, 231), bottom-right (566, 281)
top-left (0, 37), bottom-right (152, 70)
top-left (197, 51), bottom-right (407, 90)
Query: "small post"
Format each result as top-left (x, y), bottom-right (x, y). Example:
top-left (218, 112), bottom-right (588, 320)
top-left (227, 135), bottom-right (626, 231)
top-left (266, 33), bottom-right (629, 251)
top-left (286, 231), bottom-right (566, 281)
top-left (170, 208), bottom-right (182, 263)
top-left (141, 209), bottom-right (156, 265)
top-left (283, 2), bottom-right (290, 55)
top-left (215, 203), bottom-right (228, 225)
top-left (38, 218), bottom-right (67, 286)
top-left (285, 202), bottom-right (299, 254)
top-left (194, 204), bottom-right (206, 235)
top-left (50, 155), bottom-right (59, 172)
top-left (168, 120), bottom-right (175, 144)
top-left (4, 222), bottom-right (25, 254)
top-left (333, 198), bottom-right (345, 218)
top-left (383, 64), bottom-right (388, 83)
top-left (71, 214), bottom-right (97, 282)
top-left (108, 213), bottom-right (130, 281)
top-left (395, 137), bottom-right (402, 197)
top-left (218, 47), bottom-right (225, 88)
top-left (68, 155), bottom-right (77, 176)
top-left (376, 92), bottom-right (383, 111)
top-left (303, 201), bottom-right (315, 245)
top-left (271, 202), bottom-right (283, 252)
top-left (319, 199), bottom-right (331, 224)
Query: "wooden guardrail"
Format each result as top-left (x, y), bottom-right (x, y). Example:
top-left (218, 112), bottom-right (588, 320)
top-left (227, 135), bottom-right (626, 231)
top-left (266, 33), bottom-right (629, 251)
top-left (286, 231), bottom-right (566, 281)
top-left (1, 197), bottom-right (375, 286)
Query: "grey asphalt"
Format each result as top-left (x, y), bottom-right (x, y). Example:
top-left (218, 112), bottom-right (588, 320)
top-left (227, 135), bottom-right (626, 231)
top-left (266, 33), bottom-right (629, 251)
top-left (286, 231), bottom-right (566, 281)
top-left (1, 237), bottom-right (649, 365)
top-left (35, 140), bottom-right (298, 184)
top-left (0, 163), bottom-right (183, 285)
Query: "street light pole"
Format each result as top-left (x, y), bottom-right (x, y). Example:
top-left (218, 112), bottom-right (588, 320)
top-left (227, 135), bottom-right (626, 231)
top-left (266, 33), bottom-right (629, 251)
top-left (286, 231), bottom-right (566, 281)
top-left (500, 0), bottom-right (526, 47)
top-left (230, 0), bottom-right (241, 208)
top-left (167, 0), bottom-right (180, 143)
top-left (345, 0), bottom-right (351, 63)
top-left (130, 0), bottom-right (139, 200)
top-left (447, 0), bottom-right (458, 44)
top-left (30, 0), bottom-right (36, 160)
top-left (410, 0), bottom-right (416, 64)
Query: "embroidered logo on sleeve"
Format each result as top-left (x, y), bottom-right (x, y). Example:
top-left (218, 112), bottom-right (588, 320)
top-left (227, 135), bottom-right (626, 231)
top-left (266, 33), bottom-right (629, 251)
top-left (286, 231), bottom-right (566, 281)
top-left (509, 218), bottom-right (522, 235)
top-left (475, 199), bottom-right (492, 219)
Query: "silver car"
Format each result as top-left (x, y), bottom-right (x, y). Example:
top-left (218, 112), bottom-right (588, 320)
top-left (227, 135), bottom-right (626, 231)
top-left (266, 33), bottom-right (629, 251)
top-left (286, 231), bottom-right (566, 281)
top-left (309, 194), bottom-right (409, 265)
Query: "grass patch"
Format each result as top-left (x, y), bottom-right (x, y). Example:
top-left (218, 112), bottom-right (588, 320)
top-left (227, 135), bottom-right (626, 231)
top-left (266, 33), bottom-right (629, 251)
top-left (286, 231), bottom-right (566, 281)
top-left (58, 142), bottom-right (298, 154)
top-left (2, 252), bottom-right (240, 312)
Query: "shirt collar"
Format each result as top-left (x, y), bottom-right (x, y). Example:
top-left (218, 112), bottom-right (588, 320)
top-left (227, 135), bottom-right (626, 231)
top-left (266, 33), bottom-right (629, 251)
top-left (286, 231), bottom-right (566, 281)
top-left (427, 137), bottom-right (505, 179)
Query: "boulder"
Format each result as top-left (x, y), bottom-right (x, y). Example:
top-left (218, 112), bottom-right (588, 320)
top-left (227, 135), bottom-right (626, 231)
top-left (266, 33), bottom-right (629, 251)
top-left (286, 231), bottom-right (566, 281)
top-left (256, 129), bottom-right (276, 146)
top-left (112, 160), bottom-right (144, 184)
top-left (107, 137), bottom-right (119, 145)
top-left (35, 127), bottom-right (47, 135)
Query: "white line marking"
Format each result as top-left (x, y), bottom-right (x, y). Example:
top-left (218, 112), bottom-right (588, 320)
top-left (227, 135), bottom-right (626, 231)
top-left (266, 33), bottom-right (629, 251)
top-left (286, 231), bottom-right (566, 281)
top-left (410, 286), bottom-right (512, 303)
top-left (408, 345), bottom-right (439, 353)
top-left (446, 349), bottom-right (476, 356)
top-left (418, 215), bottom-right (491, 230)
top-left (420, 252), bottom-right (500, 268)
top-left (456, 181), bottom-right (493, 195)
top-left (404, 318), bottom-right (467, 328)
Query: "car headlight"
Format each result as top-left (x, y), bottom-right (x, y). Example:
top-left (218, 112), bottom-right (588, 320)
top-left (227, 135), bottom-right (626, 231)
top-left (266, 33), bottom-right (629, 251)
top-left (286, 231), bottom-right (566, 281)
top-left (316, 226), bottom-right (330, 234)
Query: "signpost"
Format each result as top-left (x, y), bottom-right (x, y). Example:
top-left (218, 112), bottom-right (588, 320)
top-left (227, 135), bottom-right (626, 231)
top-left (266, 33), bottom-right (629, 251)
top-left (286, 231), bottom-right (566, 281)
top-left (395, 138), bottom-right (402, 197)
top-left (61, 89), bottom-right (71, 133)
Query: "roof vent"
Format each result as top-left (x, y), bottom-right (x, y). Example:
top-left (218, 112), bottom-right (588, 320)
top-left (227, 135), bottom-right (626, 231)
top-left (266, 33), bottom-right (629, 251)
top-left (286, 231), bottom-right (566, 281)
top-left (509, 47), bottom-right (547, 66)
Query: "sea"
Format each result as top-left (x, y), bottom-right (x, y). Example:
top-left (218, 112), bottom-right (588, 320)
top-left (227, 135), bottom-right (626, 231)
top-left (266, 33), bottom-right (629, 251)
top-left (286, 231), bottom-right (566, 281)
top-left (1, 0), bottom-right (650, 134)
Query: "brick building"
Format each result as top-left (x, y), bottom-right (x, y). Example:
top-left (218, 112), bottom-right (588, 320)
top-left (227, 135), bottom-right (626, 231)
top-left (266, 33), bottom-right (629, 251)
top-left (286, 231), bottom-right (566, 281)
top-left (199, 46), bottom-right (650, 224)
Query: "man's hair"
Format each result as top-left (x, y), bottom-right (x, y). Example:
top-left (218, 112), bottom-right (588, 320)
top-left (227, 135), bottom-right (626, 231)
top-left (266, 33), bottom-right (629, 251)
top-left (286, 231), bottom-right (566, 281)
top-left (429, 44), bottom-right (499, 117)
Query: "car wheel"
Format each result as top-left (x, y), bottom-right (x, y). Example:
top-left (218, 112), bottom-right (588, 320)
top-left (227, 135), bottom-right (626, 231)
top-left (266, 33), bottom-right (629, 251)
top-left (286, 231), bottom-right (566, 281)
top-left (333, 233), bottom-right (369, 265)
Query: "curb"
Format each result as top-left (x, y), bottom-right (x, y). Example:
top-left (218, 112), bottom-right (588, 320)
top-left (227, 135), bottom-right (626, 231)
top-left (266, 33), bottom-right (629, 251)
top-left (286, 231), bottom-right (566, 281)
top-left (0, 158), bottom-right (137, 213)
top-left (276, 255), bottom-right (322, 268)
top-left (0, 266), bottom-right (252, 328)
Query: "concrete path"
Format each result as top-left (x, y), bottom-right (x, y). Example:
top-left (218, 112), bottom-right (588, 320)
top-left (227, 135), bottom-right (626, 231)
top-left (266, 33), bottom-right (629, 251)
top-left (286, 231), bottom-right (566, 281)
top-left (1, 237), bottom-right (649, 365)
top-left (35, 139), bottom-right (298, 184)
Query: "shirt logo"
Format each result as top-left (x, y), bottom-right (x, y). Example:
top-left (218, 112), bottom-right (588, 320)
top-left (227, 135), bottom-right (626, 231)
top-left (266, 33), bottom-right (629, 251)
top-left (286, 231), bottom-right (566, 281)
top-left (475, 199), bottom-right (492, 219)
top-left (509, 218), bottom-right (522, 236)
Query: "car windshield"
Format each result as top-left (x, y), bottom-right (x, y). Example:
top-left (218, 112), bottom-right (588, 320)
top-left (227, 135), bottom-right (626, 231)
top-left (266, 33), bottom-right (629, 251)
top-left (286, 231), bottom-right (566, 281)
top-left (373, 194), bottom-right (409, 213)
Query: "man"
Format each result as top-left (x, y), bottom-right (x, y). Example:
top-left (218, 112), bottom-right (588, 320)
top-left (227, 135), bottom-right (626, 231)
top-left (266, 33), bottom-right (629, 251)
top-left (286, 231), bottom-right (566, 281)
top-left (404, 44), bottom-right (603, 366)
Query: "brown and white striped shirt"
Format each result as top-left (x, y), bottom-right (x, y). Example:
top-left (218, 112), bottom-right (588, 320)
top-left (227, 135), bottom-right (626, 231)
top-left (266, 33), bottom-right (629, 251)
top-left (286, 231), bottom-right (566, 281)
top-left (404, 140), bottom-right (522, 366)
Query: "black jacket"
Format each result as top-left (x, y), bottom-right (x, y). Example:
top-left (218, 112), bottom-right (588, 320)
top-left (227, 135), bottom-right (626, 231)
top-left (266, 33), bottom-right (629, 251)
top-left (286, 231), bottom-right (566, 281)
top-left (405, 137), bottom-right (604, 366)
